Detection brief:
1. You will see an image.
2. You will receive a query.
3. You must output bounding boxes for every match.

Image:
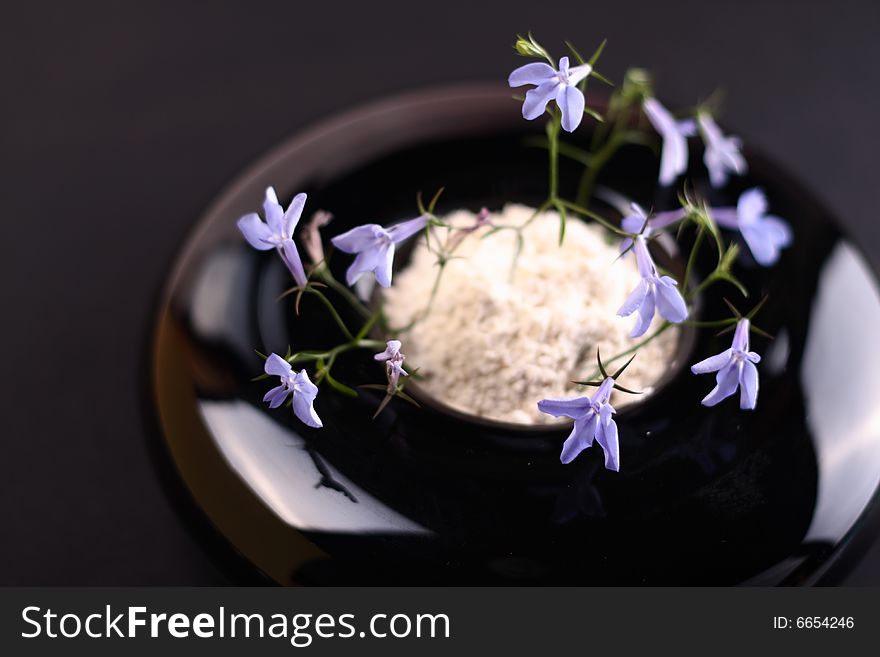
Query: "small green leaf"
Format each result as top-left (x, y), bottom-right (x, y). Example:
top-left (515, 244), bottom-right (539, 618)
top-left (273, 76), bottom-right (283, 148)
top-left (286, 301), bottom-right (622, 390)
top-left (565, 40), bottom-right (586, 64)
top-left (587, 38), bottom-right (607, 67)
top-left (746, 294), bottom-right (769, 320)
top-left (276, 287), bottom-right (295, 302)
top-left (722, 297), bottom-right (742, 318)
top-left (427, 187), bottom-right (445, 214)
top-left (590, 69), bottom-right (614, 86)
top-left (596, 348), bottom-right (609, 378)
top-left (395, 390), bottom-right (421, 407)
top-left (750, 324), bottom-right (775, 340)
top-left (717, 272), bottom-right (749, 298)
top-left (372, 394), bottom-right (393, 419)
top-left (583, 106), bottom-right (605, 123)
top-left (611, 353), bottom-right (637, 379)
top-left (358, 383), bottom-right (389, 392)
top-left (324, 371), bottom-right (358, 398)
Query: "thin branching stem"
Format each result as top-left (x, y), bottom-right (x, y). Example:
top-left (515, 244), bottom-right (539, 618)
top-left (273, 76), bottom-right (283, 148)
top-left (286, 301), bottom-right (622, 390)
top-left (315, 264), bottom-right (372, 320)
top-left (683, 226), bottom-right (705, 294)
top-left (305, 287), bottom-right (354, 341)
top-left (575, 128), bottom-right (623, 208)
top-left (581, 322), bottom-right (672, 382)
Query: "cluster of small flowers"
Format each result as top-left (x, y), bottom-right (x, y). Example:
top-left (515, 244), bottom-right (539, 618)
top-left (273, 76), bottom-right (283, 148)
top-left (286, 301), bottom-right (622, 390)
top-left (235, 33), bottom-right (795, 475)
top-left (512, 37), bottom-right (792, 469)
top-left (238, 186), bottom-right (427, 427)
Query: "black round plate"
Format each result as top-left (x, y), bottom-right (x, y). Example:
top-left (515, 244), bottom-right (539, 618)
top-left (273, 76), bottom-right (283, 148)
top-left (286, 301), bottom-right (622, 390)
top-left (152, 84), bottom-right (880, 585)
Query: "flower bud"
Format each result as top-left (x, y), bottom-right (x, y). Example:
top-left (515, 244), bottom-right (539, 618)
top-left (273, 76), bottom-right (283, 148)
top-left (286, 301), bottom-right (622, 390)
top-left (514, 34), bottom-right (551, 60)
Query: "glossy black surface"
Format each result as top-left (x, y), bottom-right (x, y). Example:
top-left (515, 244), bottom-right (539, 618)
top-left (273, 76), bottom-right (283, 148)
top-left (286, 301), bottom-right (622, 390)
top-left (153, 86), bottom-right (880, 585)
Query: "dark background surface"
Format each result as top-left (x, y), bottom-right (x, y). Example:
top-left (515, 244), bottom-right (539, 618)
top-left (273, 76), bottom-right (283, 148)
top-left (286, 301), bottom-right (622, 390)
top-left (1, 0), bottom-right (879, 585)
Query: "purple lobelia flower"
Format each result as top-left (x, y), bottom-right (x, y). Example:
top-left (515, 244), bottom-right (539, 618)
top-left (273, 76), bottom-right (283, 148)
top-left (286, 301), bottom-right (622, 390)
top-left (691, 318), bottom-right (760, 409)
top-left (697, 112), bottom-right (747, 187)
top-left (710, 188), bottom-right (793, 266)
top-left (331, 215), bottom-right (429, 288)
top-left (508, 56), bottom-right (593, 132)
top-left (237, 187), bottom-right (308, 287)
top-left (643, 98), bottom-right (696, 186)
top-left (262, 353), bottom-right (323, 428)
top-left (619, 203), bottom-right (687, 254)
top-left (617, 235), bottom-right (689, 337)
top-left (538, 377), bottom-right (620, 470)
top-left (374, 339), bottom-right (408, 390)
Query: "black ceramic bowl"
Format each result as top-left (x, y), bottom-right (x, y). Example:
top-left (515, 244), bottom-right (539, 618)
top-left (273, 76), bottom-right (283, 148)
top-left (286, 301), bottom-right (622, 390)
top-left (152, 84), bottom-right (880, 585)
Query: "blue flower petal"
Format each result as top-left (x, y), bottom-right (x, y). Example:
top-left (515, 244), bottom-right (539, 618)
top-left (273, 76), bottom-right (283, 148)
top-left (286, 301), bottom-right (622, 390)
top-left (281, 238), bottom-right (307, 288)
top-left (537, 396), bottom-right (591, 420)
top-left (282, 192), bottom-right (307, 238)
top-left (508, 62), bottom-right (556, 87)
top-left (701, 361), bottom-right (740, 407)
top-left (264, 353), bottom-right (293, 378)
top-left (263, 384), bottom-right (290, 409)
top-left (595, 416), bottom-right (620, 472)
top-left (331, 225), bottom-right (382, 253)
top-left (560, 412), bottom-right (599, 464)
top-left (557, 84), bottom-right (585, 133)
top-left (522, 80), bottom-right (559, 120)
top-left (237, 213), bottom-right (275, 250)
top-left (690, 348), bottom-right (732, 375)
top-left (655, 277), bottom-right (688, 323)
top-left (739, 360), bottom-right (759, 410)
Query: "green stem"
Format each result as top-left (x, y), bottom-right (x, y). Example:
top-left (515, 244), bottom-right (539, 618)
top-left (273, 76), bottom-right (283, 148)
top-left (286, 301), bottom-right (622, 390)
top-left (508, 231), bottom-right (525, 282)
top-left (575, 130), bottom-right (622, 208)
top-left (556, 198), bottom-right (629, 236)
top-left (590, 95), bottom-right (617, 152)
top-left (683, 319), bottom-right (737, 328)
top-left (523, 135), bottom-right (593, 166)
top-left (290, 338), bottom-right (384, 366)
top-left (315, 264), bottom-right (372, 320)
top-left (520, 198), bottom-right (553, 231)
top-left (305, 288), bottom-right (354, 341)
top-left (424, 260), bottom-right (447, 316)
top-left (583, 322), bottom-right (672, 381)
top-left (687, 273), bottom-right (719, 303)
top-left (506, 199), bottom-right (552, 278)
top-left (547, 114), bottom-right (561, 201)
top-left (683, 226), bottom-right (705, 295)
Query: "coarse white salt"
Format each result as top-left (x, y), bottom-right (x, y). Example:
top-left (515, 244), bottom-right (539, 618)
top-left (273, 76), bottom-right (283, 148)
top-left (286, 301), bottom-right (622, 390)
top-left (382, 204), bottom-right (681, 425)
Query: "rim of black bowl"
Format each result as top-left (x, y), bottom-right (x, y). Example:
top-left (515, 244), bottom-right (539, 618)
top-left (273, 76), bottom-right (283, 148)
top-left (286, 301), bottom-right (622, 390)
top-left (151, 81), bottom-right (880, 586)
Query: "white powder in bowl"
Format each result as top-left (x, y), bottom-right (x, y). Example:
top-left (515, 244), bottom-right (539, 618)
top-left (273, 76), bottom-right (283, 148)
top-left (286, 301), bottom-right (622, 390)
top-left (381, 204), bottom-right (681, 425)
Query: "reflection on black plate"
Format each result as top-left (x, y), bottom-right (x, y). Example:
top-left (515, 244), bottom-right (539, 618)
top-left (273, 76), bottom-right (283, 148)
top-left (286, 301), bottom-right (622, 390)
top-left (152, 84), bottom-right (880, 585)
